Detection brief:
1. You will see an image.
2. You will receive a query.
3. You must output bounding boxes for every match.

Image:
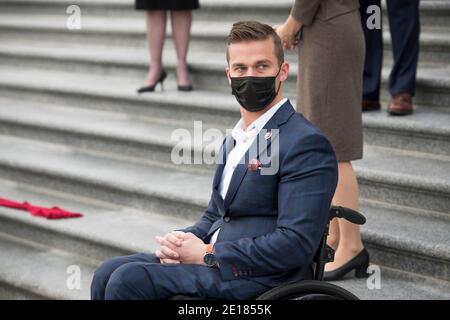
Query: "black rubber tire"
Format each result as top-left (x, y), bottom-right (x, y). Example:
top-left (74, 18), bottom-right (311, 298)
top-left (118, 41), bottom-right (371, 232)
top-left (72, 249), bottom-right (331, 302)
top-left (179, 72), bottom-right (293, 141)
top-left (255, 280), bottom-right (359, 300)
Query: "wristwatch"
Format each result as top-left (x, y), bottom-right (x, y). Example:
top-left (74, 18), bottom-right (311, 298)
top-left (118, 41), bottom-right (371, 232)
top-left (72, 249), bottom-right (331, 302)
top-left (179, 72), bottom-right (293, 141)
top-left (203, 244), bottom-right (219, 268)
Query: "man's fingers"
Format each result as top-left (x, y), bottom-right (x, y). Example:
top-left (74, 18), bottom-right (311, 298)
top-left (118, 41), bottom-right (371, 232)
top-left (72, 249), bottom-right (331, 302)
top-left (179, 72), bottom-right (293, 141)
top-left (161, 245), bottom-right (179, 259)
top-left (155, 250), bottom-right (168, 260)
top-left (160, 258), bottom-right (180, 264)
top-left (156, 236), bottom-right (179, 250)
top-left (170, 231), bottom-right (186, 239)
top-left (166, 233), bottom-right (183, 247)
top-left (156, 249), bottom-right (180, 262)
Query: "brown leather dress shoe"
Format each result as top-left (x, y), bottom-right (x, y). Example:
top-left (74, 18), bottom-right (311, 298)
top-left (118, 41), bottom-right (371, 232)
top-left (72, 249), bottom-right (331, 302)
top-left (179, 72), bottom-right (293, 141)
top-left (388, 93), bottom-right (413, 115)
top-left (362, 100), bottom-right (381, 112)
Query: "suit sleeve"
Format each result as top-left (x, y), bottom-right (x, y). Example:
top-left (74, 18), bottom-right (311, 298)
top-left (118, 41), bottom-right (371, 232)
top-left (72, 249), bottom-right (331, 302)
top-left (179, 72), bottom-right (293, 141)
top-left (175, 195), bottom-right (221, 240)
top-left (290, 0), bottom-right (323, 26)
top-left (214, 132), bottom-right (338, 281)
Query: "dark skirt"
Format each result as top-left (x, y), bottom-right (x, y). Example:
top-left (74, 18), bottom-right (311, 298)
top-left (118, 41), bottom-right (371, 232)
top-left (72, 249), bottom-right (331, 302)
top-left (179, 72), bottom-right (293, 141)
top-left (135, 0), bottom-right (200, 11)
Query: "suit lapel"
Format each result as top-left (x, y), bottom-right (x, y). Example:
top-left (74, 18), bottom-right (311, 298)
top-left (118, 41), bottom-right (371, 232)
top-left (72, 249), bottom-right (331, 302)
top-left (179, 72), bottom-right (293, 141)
top-left (223, 100), bottom-right (295, 211)
top-left (213, 135), bottom-right (235, 191)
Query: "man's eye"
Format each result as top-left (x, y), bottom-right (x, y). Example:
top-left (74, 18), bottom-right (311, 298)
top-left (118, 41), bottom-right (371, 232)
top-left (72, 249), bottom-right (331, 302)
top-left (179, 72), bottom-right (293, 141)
top-left (258, 65), bottom-right (268, 70)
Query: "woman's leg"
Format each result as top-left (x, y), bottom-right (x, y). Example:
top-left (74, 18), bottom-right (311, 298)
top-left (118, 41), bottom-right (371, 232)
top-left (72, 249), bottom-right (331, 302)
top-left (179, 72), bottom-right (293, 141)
top-left (325, 161), bottom-right (364, 272)
top-left (144, 10), bottom-right (167, 86)
top-left (327, 218), bottom-right (340, 250)
top-left (170, 10), bottom-right (193, 86)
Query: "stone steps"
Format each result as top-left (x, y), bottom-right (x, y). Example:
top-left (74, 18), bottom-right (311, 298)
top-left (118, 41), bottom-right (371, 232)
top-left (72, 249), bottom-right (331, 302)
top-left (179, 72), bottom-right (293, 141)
top-left (0, 135), bottom-right (448, 283)
top-left (1, 8), bottom-right (450, 64)
top-left (1, 0), bottom-right (449, 28)
top-left (0, 134), bottom-right (211, 220)
top-left (0, 0), bottom-right (449, 300)
top-left (0, 231), bottom-right (94, 299)
top-left (0, 221), bottom-right (448, 300)
top-left (335, 266), bottom-right (450, 300)
top-left (0, 179), bottom-right (188, 262)
top-left (0, 178), bottom-right (449, 299)
top-left (1, 36), bottom-right (449, 108)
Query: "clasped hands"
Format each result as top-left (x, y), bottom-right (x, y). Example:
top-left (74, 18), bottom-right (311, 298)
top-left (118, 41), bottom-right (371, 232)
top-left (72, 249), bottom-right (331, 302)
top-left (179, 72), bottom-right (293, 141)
top-left (155, 231), bottom-right (206, 265)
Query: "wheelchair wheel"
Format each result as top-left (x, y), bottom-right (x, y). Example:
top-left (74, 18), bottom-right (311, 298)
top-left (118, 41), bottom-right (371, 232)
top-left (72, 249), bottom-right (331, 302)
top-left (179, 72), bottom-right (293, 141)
top-left (255, 280), bottom-right (359, 300)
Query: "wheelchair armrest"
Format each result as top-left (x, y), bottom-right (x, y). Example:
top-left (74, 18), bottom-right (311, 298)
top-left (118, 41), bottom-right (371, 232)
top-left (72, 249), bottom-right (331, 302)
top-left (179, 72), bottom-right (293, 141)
top-left (329, 206), bottom-right (366, 225)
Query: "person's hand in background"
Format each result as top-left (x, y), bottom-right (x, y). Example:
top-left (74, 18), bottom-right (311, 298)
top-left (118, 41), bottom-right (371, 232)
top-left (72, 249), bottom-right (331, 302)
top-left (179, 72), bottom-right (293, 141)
top-left (273, 15), bottom-right (303, 50)
top-left (155, 231), bottom-right (185, 264)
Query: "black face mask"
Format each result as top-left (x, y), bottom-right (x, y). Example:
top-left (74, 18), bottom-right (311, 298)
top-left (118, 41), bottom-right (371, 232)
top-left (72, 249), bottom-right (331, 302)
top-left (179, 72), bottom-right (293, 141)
top-left (230, 66), bottom-right (282, 112)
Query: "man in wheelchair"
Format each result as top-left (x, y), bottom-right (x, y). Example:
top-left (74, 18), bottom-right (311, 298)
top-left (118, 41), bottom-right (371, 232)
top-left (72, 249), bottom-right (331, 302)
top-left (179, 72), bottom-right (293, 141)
top-left (91, 21), bottom-right (357, 300)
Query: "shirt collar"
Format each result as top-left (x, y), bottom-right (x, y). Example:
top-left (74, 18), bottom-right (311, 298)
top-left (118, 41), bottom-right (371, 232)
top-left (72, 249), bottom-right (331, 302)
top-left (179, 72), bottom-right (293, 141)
top-left (231, 98), bottom-right (287, 143)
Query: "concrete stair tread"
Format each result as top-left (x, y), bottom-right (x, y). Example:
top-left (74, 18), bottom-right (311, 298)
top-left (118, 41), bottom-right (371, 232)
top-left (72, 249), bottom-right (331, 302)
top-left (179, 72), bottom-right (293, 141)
top-left (334, 266), bottom-right (450, 300)
top-left (0, 64), bottom-right (238, 114)
top-left (1, 42), bottom-right (450, 110)
top-left (1, 35), bottom-right (449, 92)
top-left (0, 134), bottom-right (213, 208)
top-left (361, 200), bottom-right (450, 262)
top-left (0, 91), bottom-right (449, 158)
top-left (1, 11), bottom-right (450, 43)
top-left (363, 106), bottom-right (450, 138)
top-left (0, 96), bottom-right (221, 150)
top-left (355, 145), bottom-right (450, 193)
top-left (2, 32), bottom-right (449, 70)
top-left (0, 36), bottom-right (229, 72)
top-left (0, 231), bottom-right (93, 299)
top-left (2, 0), bottom-right (449, 10)
top-left (384, 27), bottom-right (450, 51)
top-left (0, 13), bottom-right (229, 36)
top-left (0, 178), bottom-right (189, 259)
top-left (0, 0), bottom-right (293, 8)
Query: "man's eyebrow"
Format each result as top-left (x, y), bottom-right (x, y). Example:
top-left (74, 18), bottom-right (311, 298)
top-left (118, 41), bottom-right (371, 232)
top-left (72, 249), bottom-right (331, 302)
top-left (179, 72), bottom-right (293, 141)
top-left (231, 60), bottom-right (273, 68)
top-left (255, 59), bottom-right (273, 65)
top-left (231, 62), bottom-right (247, 68)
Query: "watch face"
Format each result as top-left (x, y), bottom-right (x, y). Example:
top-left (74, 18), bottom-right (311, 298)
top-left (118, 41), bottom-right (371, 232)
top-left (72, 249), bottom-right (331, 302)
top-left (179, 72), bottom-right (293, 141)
top-left (204, 253), bottom-right (216, 267)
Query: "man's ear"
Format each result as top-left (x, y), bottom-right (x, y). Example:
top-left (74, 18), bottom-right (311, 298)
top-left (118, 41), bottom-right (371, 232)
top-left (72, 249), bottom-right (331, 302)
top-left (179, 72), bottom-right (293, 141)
top-left (279, 61), bottom-right (289, 82)
top-left (226, 67), bottom-right (231, 85)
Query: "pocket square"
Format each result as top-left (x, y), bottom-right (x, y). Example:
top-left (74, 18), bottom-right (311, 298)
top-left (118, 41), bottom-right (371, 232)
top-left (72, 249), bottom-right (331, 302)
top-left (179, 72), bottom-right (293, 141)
top-left (247, 159), bottom-right (261, 171)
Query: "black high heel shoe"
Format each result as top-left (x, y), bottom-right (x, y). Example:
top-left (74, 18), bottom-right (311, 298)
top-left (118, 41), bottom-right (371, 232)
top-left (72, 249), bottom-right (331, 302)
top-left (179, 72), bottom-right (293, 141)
top-left (137, 69), bottom-right (167, 93)
top-left (177, 84), bottom-right (193, 92)
top-left (176, 65), bottom-right (193, 92)
top-left (323, 248), bottom-right (370, 281)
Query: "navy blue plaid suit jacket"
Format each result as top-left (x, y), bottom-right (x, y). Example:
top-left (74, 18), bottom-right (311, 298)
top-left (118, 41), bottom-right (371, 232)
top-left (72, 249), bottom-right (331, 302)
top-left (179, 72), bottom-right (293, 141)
top-left (179, 99), bottom-right (338, 288)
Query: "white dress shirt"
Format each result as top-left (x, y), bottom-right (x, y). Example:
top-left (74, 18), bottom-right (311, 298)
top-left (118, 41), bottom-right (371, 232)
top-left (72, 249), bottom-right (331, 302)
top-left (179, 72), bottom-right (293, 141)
top-left (209, 98), bottom-right (288, 245)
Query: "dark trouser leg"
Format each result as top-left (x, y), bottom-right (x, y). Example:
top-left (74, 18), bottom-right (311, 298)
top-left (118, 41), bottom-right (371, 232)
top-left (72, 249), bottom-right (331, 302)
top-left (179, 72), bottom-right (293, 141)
top-left (104, 262), bottom-right (271, 300)
top-left (90, 253), bottom-right (159, 300)
top-left (360, 0), bottom-right (383, 101)
top-left (386, 0), bottom-right (420, 96)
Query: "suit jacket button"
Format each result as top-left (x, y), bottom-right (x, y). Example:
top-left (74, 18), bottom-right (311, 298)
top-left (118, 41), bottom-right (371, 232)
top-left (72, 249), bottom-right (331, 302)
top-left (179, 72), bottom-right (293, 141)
top-left (224, 216), bottom-right (231, 222)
